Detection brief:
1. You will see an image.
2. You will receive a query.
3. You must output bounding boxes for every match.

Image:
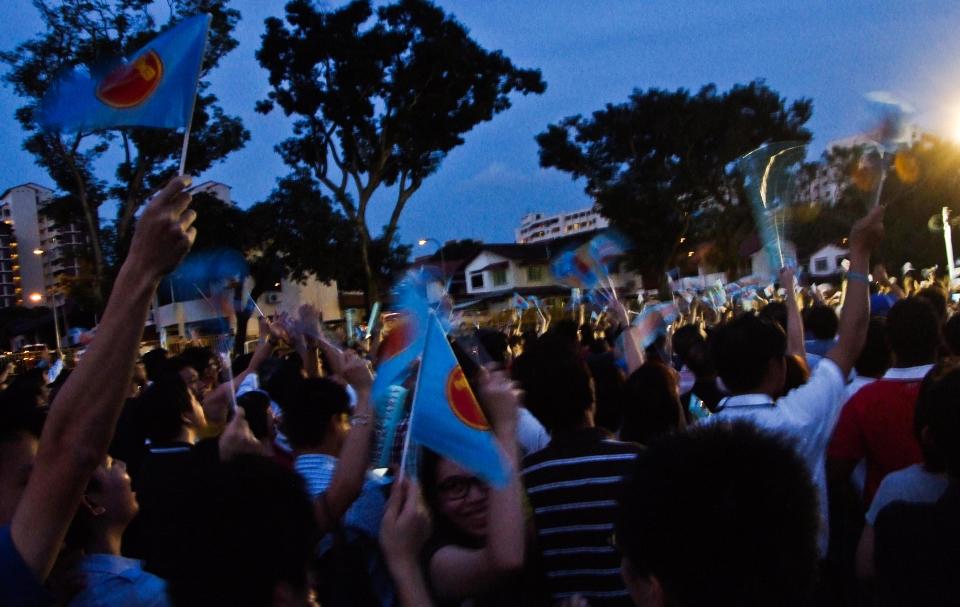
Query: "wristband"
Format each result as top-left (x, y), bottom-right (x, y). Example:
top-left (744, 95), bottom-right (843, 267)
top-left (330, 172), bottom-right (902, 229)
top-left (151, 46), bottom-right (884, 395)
top-left (350, 413), bottom-right (371, 426)
top-left (846, 270), bottom-right (870, 284)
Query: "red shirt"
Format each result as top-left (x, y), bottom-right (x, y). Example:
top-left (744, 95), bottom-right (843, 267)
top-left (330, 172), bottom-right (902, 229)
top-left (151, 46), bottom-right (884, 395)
top-left (828, 366), bottom-right (932, 505)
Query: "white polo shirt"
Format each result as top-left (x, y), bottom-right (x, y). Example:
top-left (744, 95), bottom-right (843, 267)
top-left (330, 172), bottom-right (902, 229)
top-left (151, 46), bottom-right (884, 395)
top-left (710, 357), bottom-right (847, 557)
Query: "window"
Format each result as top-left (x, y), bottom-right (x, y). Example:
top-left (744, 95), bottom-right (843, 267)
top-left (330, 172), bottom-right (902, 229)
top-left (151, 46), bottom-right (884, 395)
top-left (813, 257), bottom-right (828, 273)
top-left (470, 273), bottom-right (484, 289)
top-left (492, 269), bottom-right (507, 286)
top-left (527, 266), bottom-right (544, 282)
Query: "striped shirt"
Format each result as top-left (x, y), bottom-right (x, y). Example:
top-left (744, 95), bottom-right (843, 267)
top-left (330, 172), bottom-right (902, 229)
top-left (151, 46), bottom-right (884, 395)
top-left (522, 427), bottom-right (641, 606)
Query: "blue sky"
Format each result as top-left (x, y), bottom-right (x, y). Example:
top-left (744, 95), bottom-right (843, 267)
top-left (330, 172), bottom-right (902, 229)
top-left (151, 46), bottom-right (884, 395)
top-left (1, 0), bottom-right (960, 247)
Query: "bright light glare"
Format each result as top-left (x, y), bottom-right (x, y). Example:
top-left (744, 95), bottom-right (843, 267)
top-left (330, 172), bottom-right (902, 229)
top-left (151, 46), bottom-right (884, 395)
top-left (28, 292), bottom-right (42, 303)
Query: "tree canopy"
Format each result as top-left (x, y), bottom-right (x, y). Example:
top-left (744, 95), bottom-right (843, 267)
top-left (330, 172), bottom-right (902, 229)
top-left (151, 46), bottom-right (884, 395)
top-left (256, 0), bottom-right (546, 302)
top-left (536, 80), bottom-right (812, 280)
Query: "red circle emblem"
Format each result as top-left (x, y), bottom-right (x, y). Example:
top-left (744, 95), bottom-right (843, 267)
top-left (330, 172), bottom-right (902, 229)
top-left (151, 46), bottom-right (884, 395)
top-left (445, 366), bottom-right (490, 430)
top-left (96, 50), bottom-right (164, 109)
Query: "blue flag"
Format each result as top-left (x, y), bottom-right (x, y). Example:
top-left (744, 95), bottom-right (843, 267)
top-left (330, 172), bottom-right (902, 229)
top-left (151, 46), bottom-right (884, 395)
top-left (409, 313), bottom-right (509, 487)
top-left (39, 14), bottom-right (210, 131)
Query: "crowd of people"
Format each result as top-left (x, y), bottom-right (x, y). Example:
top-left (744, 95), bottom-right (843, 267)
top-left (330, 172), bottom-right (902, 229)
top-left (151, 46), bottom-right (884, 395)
top-left (0, 179), bottom-right (957, 607)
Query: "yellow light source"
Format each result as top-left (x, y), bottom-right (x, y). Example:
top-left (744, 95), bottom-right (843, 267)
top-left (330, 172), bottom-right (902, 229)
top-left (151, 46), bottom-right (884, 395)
top-left (28, 292), bottom-right (42, 303)
top-left (32, 248), bottom-right (43, 255)
top-left (417, 239), bottom-right (427, 246)
top-left (687, 251), bottom-right (694, 258)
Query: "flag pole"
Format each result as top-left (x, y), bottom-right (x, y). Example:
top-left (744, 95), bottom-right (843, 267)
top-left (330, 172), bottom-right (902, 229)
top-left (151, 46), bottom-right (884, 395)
top-left (398, 311), bottom-right (433, 482)
top-left (177, 16), bottom-right (211, 176)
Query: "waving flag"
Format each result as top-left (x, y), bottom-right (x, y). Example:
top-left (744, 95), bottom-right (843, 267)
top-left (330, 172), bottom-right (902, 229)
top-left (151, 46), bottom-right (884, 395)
top-left (39, 14), bottom-right (210, 131)
top-left (408, 313), bottom-right (509, 487)
top-left (510, 292), bottom-right (530, 311)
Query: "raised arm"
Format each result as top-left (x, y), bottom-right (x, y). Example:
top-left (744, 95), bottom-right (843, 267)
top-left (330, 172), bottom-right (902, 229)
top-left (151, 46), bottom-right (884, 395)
top-left (428, 366), bottom-right (525, 600)
top-left (380, 478), bottom-right (434, 607)
top-left (313, 350), bottom-right (375, 532)
top-left (779, 267), bottom-right (805, 359)
top-left (12, 176), bottom-right (196, 580)
top-left (826, 206), bottom-right (885, 377)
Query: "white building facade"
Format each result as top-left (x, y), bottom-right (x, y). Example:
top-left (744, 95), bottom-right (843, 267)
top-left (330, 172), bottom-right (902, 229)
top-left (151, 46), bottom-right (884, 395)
top-left (515, 207), bottom-right (609, 244)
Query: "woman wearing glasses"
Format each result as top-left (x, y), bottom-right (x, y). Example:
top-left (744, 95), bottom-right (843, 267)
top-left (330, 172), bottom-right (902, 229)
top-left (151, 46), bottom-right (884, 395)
top-left (418, 367), bottom-right (534, 606)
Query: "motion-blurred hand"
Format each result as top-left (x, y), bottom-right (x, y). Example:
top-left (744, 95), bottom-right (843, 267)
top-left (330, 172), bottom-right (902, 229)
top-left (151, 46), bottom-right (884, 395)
top-left (380, 478), bottom-right (431, 567)
top-left (127, 175), bottom-right (197, 280)
top-left (477, 364), bottom-right (521, 431)
top-left (849, 205), bottom-right (885, 254)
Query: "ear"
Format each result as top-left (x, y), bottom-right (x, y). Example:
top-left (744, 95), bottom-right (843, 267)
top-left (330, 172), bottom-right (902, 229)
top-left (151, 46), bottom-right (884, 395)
top-left (622, 558), bottom-right (666, 607)
top-left (81, 494), bottom-right (106, 517)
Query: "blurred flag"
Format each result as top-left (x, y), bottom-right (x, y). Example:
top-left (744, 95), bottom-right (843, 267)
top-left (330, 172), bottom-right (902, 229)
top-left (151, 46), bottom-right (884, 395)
top-left (510, 292), bottom-right (530, 310)
top-left (409, 314), bottom-right (509, 487)
top-left (39, 14), bottom-right (210, 131)
top-left (653, 301), bottom-right (679, 325)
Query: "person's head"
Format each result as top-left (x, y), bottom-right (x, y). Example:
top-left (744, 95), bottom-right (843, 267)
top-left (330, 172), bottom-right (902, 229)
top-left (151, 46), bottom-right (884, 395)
top-left (803, 304), bottom-right (838, 341)
top-left (617, 421), bottom-right (819, 607)
top-left (140, 374), bottom-right (206, 444)
top-left (0, 396), bottom-right (43, 524)
top-left (513, 345), bottom-right (594, 432)
top-left (886, 298), bottom-right (939, 367)
top-left (914, 364), bottom-right (960, 477)
top-left (683, 340), bottom-right (716, 380)
top-left (5, 367), bottom-right (49, 408)
top-left (421, 449), bottom-right (489, 540)
top-left (280, 378), bottom-right (351, 454)
top-left (758, 301), bottom-right (788, 332)
top-left (915, 285), bottom-right (947, 326)
top-left (166, 455), bottom-right (318, 607)
top-left (181, 346), bottom-right (219, 384)
top-left (944, 313), bottom-right (960, 357)
top-left (66, 455), bottom-right (138, 549)
top-left (237, 390), bottom-right (276, 444)
top-left (168, 357), bottom-right (203, 400)
top-left (709, 314), bottom-right (787, 396)
top-left (621, 362), bottom-right (685, 445)
top-left (671, 325), bottom-right (705, 367)
top-left (142, 348), bottom-right (168, 383)
top-left (854, 316), bottom-right (891, 378)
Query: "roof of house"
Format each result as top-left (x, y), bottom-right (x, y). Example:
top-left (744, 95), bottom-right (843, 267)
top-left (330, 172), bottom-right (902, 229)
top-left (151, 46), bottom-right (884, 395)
top-left (464, 229), bottom-right (605, 268)
top-left (0, 183), bottom-right (54, 201)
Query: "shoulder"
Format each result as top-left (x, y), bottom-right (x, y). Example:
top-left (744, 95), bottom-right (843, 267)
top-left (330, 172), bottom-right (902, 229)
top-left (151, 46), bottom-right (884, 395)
top-left (0, 526), bottom-right (50, 605)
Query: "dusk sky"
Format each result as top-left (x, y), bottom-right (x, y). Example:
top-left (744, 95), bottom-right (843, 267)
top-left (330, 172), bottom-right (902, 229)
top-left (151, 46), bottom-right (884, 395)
top-left (1, 1), bottom-right (960, 249)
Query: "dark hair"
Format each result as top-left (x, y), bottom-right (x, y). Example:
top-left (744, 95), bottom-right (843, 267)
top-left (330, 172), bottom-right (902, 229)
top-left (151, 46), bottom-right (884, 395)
top-left (710, 314), bottom-right (786, 394)
top-left (139, 375), bottom-right (194, 443)
top-left (586, 351), bottom-right (626, 433)
top-left (803, 304), bottom-right (839, 341)
top-left (915, 286), bottom-right (947, 325)
top-left (684, 340), bottom-right (716, 379)
top-left (671, 325), bottom-right (705, 366)
top-left (231, 353), bottom-right (253, 378)
top-left (915, 365), bottom-right (960, 474)
top-left (5, 368), bottom-right (48, 407)
top-left (477, 329), bottom-right (509, 365)
top-left (855, 316), bottom-right (891, 378)
top-left (758, 301), bottom-right (788, 332)
top-left (616, 421), bottom-right (819, 607)
top-left (621, 362), bottom-right (685, 445)
top-left (180, 346), bottom-right (216, 376)
top-left (142, 348), bottom-right (169, 383)
top-left (237, 391), bottom-right (272, 441)
top-left (280, 378), bottom-right (350, 450)
top-left (165, 356), bottom-right (197, 378)
top-left (0, 390), bottom-right (45, 443)
top-left (886, 298), bottom-right (939, 367)
top-left (513, 343), bottom-right (593, 432)
top-left (943, 314), bottom-right (960, 357)
top-left (166, 455), bottom-right (318, 606)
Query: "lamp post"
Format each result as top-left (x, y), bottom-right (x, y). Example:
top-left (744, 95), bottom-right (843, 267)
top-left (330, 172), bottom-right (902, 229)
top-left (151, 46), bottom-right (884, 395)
top-left (32, 249), bottom-right (61, 353)
top-left (418, 237), bottom-right (447, 287)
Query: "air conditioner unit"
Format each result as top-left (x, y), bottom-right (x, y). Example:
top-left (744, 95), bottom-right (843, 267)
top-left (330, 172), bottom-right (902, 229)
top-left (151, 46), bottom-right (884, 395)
top-left (265, 292), bottom-right (283, 305)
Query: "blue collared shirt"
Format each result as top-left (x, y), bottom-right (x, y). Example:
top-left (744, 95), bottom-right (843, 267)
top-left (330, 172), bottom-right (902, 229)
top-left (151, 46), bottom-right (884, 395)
top-left (68, 554), bottom-right (170, 607)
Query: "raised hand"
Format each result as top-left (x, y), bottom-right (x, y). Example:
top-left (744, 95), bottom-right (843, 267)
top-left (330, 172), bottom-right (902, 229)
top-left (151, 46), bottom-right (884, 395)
top-left (340, 349), bottom-right (372, 391)
top-left (476, 364), bottom-right (521, 433)
top-left (380, 478), bottom-right (431, 566)
top-left (126, 175), bottom-right (197, 280)
top-left (219, 407), bottom-right (262, 460)
top-left (849, 205), bottom-right (885, 255)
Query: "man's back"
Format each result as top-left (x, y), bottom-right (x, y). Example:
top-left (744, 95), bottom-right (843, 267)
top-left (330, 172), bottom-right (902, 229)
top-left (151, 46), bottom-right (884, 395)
top-left (828, 366), bottom-right (930, 504)
top-left (522, 428), bottom-right (640, 607)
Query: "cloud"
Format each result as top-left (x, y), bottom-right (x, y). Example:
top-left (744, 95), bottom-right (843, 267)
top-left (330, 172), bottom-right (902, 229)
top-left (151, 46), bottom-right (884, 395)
top-left (464, 161), bottom-right (532, 187)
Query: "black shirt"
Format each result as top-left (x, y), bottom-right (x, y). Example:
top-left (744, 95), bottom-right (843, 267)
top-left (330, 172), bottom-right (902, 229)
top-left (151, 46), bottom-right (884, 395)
top-left (874, 481), bottom-right (960, 607)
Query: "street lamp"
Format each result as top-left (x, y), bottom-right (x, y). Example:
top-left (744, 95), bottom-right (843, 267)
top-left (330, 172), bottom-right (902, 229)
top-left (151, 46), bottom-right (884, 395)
top-left (418, 237), bottom-right (447, 287)
top-left (32, 248), bottom-right (61, 352)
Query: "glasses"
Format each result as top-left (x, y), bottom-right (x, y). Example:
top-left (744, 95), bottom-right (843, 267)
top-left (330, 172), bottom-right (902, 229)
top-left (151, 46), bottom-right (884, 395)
top-left (436, 475), bottom-right (486, 501)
